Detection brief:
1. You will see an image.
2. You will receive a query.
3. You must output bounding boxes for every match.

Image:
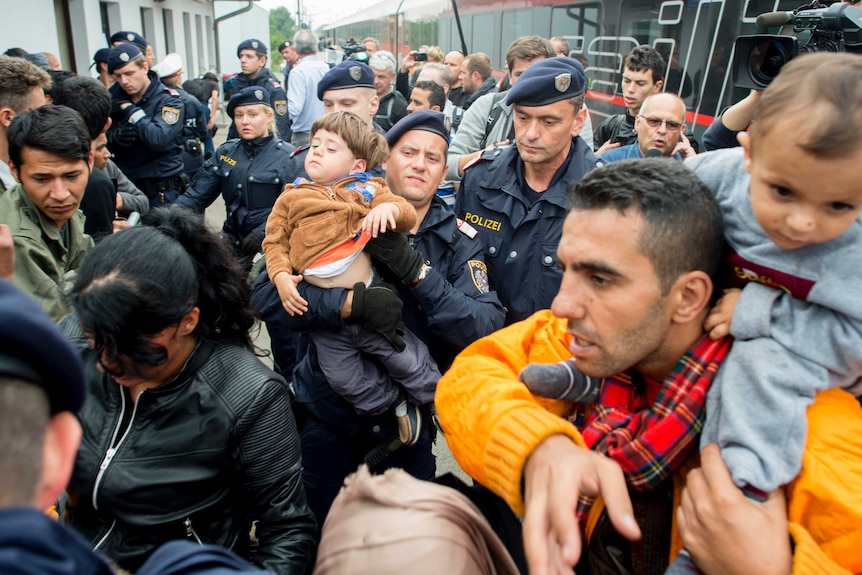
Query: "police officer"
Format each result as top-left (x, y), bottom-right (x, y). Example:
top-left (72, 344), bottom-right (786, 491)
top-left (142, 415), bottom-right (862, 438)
top-left (109, 30), bottom-right (154, 67)
top-left (152, 53), bottom-right (208, 180)
top-left (176, 86), bottom-right (298, 270)
top-left (106, 43), bottom-right (185, 208)
top-left (456, 57), bottom-right (598, 325)
top-left (229, 39), bottom-right (290, 142)
top-left (251, 110), bottom-right (506, 531)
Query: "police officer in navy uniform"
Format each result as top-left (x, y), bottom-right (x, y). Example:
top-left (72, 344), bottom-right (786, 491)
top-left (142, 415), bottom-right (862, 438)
top-left (456, 57), bottom-right (598, 325)
top-left (152, 53), bottom-right (209, 180)
top-left (229, 39), bottom-right (291, 143)
top-left (106, 43), bottom-right (185, 209)
top-left (176, 87), bottom-right (299, 271)
top-left (251, 110), bottom-right (506, 532)
top-left (109, 30), bottom-right (154, 67)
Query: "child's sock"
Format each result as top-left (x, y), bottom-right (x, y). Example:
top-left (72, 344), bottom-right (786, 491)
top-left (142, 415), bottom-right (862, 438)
top-left (518, 358), bottom-right (600, 404)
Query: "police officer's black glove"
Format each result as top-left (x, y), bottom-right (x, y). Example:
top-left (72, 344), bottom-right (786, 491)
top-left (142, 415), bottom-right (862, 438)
top-left (110, 99), bottom-right (131, 120)
top-left (364, 231), bottom-right (425, 286)
top-left (240, 232), bottom-right (262, 256)
top-left (108, 123), bottom-right (137, 148)
top-left (347, 282), bottom-right (406, 352)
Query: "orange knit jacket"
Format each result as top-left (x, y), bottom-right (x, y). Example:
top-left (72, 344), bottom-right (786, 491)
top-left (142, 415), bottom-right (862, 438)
top-left (435, 310), bottom-right (862, 573)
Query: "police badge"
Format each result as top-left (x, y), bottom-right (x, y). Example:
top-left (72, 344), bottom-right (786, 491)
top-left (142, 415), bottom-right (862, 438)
top-left (162, 106), bottom-right (181, 125)
top-left (555, 73), bottom-right (572, 93)
top-left (467, 260), bottom-right (490, 293)
top-left (444, 116), bottom-right (452, 133)
top-left (349, 66), bottom-right (362, 81)
top-left (274, 100), bottom-right (288, 116)
top-left (126, 33), bottom-right (135, 41)
top-left (119, 52), bottom-right (130, 63)
top-left (252, 41), bottom-right (259, 50)
top-left (254, 89), bottom-right (264, 101)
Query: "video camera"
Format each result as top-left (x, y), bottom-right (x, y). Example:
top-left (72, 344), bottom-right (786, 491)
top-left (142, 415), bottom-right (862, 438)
top-left (733, 0), bottom-right (862, 90)
top-left (341, 39), bottom-right (370, 63)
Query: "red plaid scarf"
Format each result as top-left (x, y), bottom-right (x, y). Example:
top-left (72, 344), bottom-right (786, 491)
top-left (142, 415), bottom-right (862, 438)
top-left (576, 335), bottom-right (731, 520)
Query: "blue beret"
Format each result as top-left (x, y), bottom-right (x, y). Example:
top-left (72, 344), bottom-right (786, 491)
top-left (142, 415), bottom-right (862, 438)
top-left (0, 281), bottom-right (85, 415)
top-left (278, 40), bottom-right (293, 52)
top-left (110, 31), bottom-right (148, 51)
top-left (505, 57), bottom-right (586, 107)
top-left (227, 86), bottom-right (272, 118)
top-left (93, 48), bottom-right (110, 66)
top-left (386, 110), bottom-right (450, 147)
top-left (107, 44), bottom-right (144, 74)
top-left (237, 39), bottom-right (268, 57)
top-left (317, 61), bottom-right (375, 100)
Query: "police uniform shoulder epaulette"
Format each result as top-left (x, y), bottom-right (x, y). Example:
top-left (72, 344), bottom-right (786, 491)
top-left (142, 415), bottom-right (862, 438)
top-left (463, 148), bottom-right (501, 172)
top-left (455, 218), bottom-right (479, 239)
top-left (290, 144), bottom-right (309, 158)
top-left (270, 80), bottom-right (281, 89)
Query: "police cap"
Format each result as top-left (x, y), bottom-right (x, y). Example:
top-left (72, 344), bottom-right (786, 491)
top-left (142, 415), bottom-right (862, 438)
top-left (0, 281), bottom-right (86, 415)
top-left (93, 48), bottom-right (110, 66)
top-left (107, 44), bottom-right (144, 74)
top-left (317, 61), bottom-right (375, 100)
top-left (278, 40), bottom-right (293, 53)
top-left (227, 86), bottom-right (272, 118)
top-left (386, 110), bottom-right (450, 147)
top-left (505, 57), bottom-right (586, 107)
top-left (152, 53), bottom-right (183, 79)
top-left (109, 31), bottom-right (148, 52)
top-left (237, 39), bottom-right (268, 57)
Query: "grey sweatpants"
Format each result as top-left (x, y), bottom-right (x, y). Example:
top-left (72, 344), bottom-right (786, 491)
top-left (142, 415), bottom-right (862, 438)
top-left (312, 323), bottom-right (440, 415)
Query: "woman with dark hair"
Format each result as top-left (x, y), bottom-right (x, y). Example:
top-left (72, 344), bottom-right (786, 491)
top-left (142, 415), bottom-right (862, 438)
top-left (61, 206), bottom-right (316, 574)
top-left (176, 86), bottom-right (299, 271)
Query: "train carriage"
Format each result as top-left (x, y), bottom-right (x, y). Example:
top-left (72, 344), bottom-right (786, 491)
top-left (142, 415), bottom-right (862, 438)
top-left (324, 0), bottom-right (809, 137)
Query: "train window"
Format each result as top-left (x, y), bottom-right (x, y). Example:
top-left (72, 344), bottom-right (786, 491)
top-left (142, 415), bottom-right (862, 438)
top-left (617, 0), bottom-right (727, 118)
top-left (501, 9), bottom-right (534, 52)
top-left (472, 13), bottom-right (497, 63)
top-left (550, 3), bottom-right (601, 59)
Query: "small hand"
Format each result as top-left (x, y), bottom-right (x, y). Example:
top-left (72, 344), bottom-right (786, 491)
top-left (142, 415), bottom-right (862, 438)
top-left (703, 288), bottom-right (742, 339)
top-left (595, 139), bottom-right (622, 156)
top-left (274, 272), bottom-right (308, 316)
top-left (677, 444), bottom-right (791, 575)
top-left (361, 203), bottom-right (399, 238)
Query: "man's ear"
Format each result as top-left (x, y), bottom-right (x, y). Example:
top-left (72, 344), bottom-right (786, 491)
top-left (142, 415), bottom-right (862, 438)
top-left (9, 159), bottom-right (20, 184)
top-left (87, 151), bottom-right (94, 172)
top-left (570, 107), bottom-right (587, 137)
top-left (669, 270), bottom-right (714, 325)
top-left (368, 94), bottom-right (380, 118)
top-left (37, 413), bottom-right (82, 510)
top-left (0, 106), bottom-right (16, 129)
top-left (101, 117), bottom-right (112, 135)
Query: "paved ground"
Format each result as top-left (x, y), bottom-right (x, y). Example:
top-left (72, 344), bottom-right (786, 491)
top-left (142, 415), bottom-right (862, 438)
top-left (203, 122), bottom-right (468, 482)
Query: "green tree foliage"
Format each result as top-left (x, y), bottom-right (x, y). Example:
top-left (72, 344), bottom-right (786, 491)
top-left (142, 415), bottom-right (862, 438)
top-left (270, 6), bottom-right (297, 68)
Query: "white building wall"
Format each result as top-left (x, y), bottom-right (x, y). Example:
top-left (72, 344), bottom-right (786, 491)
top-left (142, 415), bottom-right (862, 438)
top-left (0, 0), bottom-right (261, 79)
top-left (214, 2), bottom-right (270, 76)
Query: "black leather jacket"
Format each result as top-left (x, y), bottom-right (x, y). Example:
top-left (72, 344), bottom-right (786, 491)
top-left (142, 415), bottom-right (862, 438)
top-left (63, 320), bottom-right (316, 574)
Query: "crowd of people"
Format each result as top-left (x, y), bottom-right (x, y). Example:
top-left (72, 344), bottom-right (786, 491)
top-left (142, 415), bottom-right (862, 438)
top-left (0, 24), bottom-right (861, 575)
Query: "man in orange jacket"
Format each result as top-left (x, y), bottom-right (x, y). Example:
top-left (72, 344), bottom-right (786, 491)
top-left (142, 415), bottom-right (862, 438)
top-left (436, 158), bottom-right (862, 575)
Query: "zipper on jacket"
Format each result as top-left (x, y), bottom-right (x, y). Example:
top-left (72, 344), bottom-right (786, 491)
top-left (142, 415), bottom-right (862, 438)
top-left (93, 519), bottom-right (116, 551)
top-left (183, 518), bottom-right (203, 544)
top-left (92, 390), bottom-right (143, 511)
